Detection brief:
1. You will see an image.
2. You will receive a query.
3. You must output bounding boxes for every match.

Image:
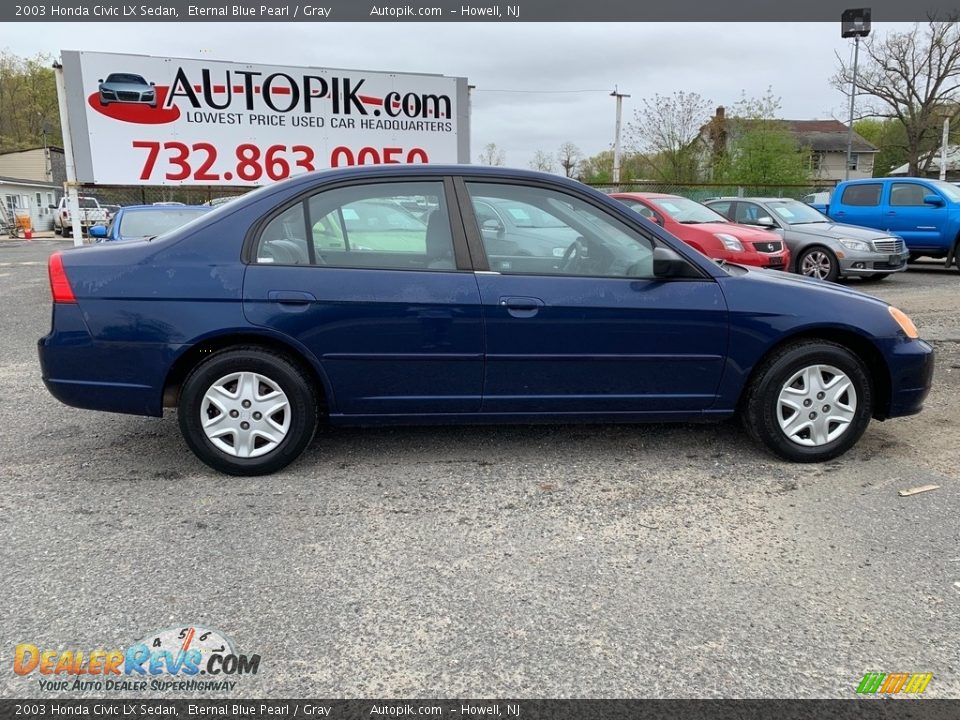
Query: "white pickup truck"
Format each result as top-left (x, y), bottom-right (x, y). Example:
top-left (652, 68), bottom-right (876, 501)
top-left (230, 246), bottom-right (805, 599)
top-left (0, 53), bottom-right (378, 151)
top-left (52, 196), bottom-right (109, 235)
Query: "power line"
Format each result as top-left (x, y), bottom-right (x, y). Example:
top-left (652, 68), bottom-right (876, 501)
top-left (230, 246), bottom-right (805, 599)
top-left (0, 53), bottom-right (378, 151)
top-left (472, 88), bottom-right (611, 94)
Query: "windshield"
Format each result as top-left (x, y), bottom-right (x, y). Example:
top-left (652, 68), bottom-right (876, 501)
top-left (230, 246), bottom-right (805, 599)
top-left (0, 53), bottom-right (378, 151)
top-left (766, 200), bottom-right (830, 224)
top-left (106, 73), bottom-right (146, 84)
top-left (119, 208), bottom-right (210, 238)
top-left (78, 198), bottom-right (99, 209)
top-left (649, 196), bottom-right (727, 224)
top-left (928, 180), bottom-right (960, 202)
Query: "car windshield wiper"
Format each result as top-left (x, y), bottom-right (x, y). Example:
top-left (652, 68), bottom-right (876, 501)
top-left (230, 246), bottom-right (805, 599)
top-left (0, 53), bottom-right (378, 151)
top-left (791, 221), bottom-right (830, 225)
top-left (679, 220), bottom-right (711, 224)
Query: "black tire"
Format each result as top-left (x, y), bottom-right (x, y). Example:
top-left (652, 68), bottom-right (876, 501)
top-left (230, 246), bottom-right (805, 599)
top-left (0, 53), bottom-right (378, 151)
top-left (861, 273), bottom-right (890, 282)
top-left (178, 347), bottom-right (318, 476)
top-left (796, 246), bottom-right (839, 282)
top-left (742, 340), bottom-right (873, 463)
top-left (54, 223), bottom-right (62, 236)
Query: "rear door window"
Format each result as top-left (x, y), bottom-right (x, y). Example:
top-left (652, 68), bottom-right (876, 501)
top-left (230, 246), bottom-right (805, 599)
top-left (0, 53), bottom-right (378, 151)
top-left (841, 183), bottom-right (882, 206)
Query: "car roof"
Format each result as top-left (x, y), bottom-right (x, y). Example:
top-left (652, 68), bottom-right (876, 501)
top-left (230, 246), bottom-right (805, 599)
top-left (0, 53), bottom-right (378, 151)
top-left (118, 204), bottom-right (211, 212)
top-left (707, 197), bottom-right (805, 203)
top-left (609, 192), bottom-right (679, 199)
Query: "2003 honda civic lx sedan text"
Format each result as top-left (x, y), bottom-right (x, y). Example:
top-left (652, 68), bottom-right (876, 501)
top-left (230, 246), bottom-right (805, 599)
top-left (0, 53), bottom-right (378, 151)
top-left (38, 166), bottom-right (934, 475)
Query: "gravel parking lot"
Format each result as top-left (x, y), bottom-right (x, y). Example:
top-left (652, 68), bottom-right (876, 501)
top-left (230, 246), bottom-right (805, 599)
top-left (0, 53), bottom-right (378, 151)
top-left (0, 239), bottom-right (957, 698)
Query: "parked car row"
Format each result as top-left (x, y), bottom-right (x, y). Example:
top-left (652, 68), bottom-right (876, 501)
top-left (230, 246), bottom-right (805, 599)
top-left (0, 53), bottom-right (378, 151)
top-left (39, 165), bottom-right (933, 476)
top-left (607, 192), bottom-right (907, 283)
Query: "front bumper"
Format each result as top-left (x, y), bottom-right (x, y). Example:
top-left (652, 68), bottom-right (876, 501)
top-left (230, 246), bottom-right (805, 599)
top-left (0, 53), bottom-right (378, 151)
top-left (839, 248), bottom-right (910, 276)
top-left (880, 337), bottom-right (934, 419)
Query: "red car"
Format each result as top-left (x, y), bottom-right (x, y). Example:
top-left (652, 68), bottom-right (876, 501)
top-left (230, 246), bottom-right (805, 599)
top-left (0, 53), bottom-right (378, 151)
top-left (610, 192), bottom-right (790, 270)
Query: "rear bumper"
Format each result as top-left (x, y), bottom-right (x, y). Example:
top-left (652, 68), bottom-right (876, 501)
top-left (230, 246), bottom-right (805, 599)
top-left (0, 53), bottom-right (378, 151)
top-left (881, 338), bottom-right (934, 419)
top-left (38, 303), bottom-right (170, 417)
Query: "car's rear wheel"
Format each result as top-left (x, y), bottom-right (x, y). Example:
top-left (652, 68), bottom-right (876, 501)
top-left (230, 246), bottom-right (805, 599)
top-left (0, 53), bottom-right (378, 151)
top-left (178, 347), bottom-right (318, 475)
top-left (742, 340), bottom-right (872, 462)
top-left (797, 247), bottom-right (839, 282)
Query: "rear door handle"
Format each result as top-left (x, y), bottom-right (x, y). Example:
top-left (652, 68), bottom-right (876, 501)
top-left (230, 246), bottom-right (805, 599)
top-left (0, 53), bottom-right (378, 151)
top-left (499, 296), bottom-right (544, 318)
top-left (268, 290), bottom-right (316, 305)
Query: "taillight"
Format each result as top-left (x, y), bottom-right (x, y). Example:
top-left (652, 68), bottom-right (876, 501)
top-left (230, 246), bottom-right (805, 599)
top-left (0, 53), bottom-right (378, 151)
top-left (48, 252), bottom-right (76, 304)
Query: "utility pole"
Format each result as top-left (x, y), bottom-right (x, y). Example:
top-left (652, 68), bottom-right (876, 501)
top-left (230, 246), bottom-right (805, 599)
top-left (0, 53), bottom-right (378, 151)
top-left (841, 9), bottom-right (871, 181)
top-left (940, 118), bottom-right (949, 181)
top-left (610, 86), bottom-right (630, 187)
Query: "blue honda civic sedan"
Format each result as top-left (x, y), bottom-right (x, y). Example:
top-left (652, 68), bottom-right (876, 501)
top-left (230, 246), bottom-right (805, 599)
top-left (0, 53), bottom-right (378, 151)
top-left (38, 166), bottom-right (934, 475)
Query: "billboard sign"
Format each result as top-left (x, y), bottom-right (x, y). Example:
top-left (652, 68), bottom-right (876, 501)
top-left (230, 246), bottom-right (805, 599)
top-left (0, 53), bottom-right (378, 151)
top-left (60, 50), bottom-right (470, 185)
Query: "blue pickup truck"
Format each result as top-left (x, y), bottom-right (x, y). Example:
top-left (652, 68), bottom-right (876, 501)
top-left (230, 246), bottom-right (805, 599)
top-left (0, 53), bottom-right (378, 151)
top-left (813, 178), bottom-right (960, 268)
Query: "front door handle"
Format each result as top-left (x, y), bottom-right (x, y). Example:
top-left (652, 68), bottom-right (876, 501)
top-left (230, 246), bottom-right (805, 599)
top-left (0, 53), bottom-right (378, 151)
top-left (499, 296), bottom-right (544, 318)
top-left (268, 290), bottom-right (316, 305)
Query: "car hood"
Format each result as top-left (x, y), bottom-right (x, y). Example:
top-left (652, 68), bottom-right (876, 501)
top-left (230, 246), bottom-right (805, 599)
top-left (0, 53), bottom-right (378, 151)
top-left (727, 263), bottom-right (889, 307)
top-left (785, 222), bottom-right (897, 241)
top-left (679, 222), bottom-right (780, 241)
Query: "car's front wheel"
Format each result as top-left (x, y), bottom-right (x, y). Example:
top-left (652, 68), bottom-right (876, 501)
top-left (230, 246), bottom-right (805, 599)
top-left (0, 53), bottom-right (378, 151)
top-left (742, 340), bottom-right (873, 462)
top-left (797, 246), bottom-right (839, 282)
top-left (178, 347), bottom-right (318, 475)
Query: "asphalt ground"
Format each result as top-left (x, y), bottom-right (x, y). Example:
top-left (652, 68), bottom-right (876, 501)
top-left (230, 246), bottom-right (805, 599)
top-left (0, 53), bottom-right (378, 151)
top-left (0, 239), bottom-right (957, 699)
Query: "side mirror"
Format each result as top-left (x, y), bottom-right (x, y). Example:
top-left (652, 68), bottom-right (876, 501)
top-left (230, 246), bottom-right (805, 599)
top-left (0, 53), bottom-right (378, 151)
top-left (653, 246), bottom-right (688, 278)
top-left (97, 78), bottom-right (103, 83)
top-left (48, 204), bottom-right (57, 210)
top-left (88, 225), bottom-right (107, 238)
top-left (756, 216), bottom-right (777, 227)
top-left (150, 81), bottom-right (156, 86)
top-left (924, 194), bottom-right (945, 207)
top-left (481, 218), bottom-right (504, 234)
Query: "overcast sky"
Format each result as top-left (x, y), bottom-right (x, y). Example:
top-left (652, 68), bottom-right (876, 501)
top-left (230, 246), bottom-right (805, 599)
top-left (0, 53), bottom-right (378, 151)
top-left (8, 22), bottom-right (915, 168)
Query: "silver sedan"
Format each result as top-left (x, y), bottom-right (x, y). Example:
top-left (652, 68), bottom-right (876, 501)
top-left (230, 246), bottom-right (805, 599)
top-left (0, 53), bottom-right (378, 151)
top-left (705, 197), bottom-right (910, 282)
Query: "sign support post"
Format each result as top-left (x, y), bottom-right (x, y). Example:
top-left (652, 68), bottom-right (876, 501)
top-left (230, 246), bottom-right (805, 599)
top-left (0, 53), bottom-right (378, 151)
top-left (54, 61), bottom-right (84, 247)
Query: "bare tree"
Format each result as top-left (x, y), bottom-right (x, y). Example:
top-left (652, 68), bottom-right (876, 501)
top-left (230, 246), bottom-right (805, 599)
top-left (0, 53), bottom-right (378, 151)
top-left (478, 142), bottom-right (506, 166)
top-left (529, 149), bottom-right (554, 172)
top-left (833, 18), bottom-right (960, 175)
top-left (556, 142), bottom-right (582, 177)
top-left (625, 91), bottom-right (712, 183)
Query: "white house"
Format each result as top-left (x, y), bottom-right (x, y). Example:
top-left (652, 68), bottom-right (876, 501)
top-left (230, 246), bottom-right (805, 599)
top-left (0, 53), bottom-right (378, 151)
top-left (1, 175), bottom-right (61, 232)
top-left (888, 145), bottom-right (960, 181)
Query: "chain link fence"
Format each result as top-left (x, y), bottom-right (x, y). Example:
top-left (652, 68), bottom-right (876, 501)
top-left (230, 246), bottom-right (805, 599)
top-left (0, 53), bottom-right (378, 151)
top-left (78, 184), bottom-right (253, 210)
top-left (585, 181), bottom-right (838, 202)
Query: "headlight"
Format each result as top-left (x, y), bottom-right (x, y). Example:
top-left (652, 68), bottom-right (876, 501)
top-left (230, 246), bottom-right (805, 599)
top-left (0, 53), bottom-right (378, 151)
top-left (839, 238), bottom-right (871, 252)
top-left (888, 306), bottom-right (919, 339)
top-left (714, 233), bottom-right (743, 252)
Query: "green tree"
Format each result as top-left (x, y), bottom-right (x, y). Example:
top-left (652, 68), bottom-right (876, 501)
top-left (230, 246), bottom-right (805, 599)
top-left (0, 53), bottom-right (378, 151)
top-left (0, 50), bottom-right (61, 152)
top-left (853, 118), bottom-right (909, 176)
top-left (577, 149), bottom-right (650, 183)
top-left (715, 90), bottom-right (810, 185)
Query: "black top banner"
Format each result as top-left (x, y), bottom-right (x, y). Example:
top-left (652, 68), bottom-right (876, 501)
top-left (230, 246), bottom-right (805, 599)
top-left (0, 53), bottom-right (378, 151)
top-left (3, 0), bottom-right (960, 22)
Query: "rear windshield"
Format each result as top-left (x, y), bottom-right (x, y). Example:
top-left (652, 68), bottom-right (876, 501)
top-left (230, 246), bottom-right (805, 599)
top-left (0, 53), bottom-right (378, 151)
top-left (649, 196), bottom-right (728, 224)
